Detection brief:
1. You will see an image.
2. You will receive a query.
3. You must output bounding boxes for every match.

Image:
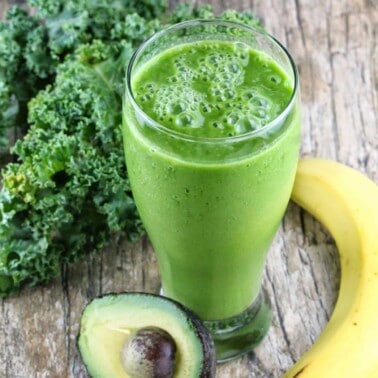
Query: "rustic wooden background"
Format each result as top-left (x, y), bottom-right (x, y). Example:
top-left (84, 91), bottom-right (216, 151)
top-left (1, 0), bottom-right (377, 377)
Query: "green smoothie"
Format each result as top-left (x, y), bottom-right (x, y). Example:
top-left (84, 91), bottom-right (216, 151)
top-left (123, 39), bottom-right (300, 320)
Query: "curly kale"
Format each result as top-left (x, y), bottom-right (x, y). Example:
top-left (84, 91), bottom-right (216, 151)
top-left (0, 6), bottom-right (55, 153)
top-left (0, 1), bottom-right (262, 296)
top-left (0, 0), bottom-right (167, 154)
top-left (29, 0), bottom-right (167, 56)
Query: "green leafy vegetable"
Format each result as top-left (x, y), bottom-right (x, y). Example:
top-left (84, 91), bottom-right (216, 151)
top-left (0, 0), bottom-right (262, 297)
top-left (0, 6), bottom-right (55, 153)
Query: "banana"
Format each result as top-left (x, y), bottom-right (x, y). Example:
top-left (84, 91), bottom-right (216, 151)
top-left (284, 158), bottom-right (378, 378)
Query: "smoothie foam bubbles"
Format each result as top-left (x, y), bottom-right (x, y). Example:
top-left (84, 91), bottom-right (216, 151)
top-left (133, 40), bottom-right (293, 139)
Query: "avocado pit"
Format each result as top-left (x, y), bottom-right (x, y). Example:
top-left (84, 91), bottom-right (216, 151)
top-left (77, 292), bottom-right (216, 377)
top-left (121, 326), bottom-right (177, 378)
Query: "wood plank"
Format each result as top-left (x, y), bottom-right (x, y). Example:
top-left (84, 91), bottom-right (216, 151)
top-left (1, 0), bottom-right (377, 377)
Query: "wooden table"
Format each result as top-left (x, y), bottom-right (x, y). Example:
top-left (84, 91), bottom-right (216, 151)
top-left (1, 0), bottom-right (377, 377)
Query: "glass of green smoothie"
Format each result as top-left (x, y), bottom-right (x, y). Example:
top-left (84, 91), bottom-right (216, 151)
top-left (122, 20), bottom-right (301, 361)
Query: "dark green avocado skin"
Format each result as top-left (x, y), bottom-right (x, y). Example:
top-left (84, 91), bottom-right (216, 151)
top-left (181, 304), bottom-right (216, 378)
top-left (77, 291), bottom-right (216, 378)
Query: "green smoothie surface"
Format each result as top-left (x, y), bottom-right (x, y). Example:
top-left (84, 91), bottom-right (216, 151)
top-left (132, 40), bottom-right (293, 138)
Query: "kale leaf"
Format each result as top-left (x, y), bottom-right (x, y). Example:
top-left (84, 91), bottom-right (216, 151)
top-left (0, 6), bottom-right (55, 153)
top-left (0, 0), bottom-right (168, 154)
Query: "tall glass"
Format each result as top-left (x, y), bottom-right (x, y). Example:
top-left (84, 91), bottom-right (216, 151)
top-left (122, 20), bottom-right (301, 361)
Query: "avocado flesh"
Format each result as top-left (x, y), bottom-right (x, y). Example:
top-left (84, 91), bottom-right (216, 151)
top-left (78, 292), bottom-right (215, 378)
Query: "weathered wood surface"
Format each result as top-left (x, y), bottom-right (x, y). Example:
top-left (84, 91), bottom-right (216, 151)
top-left (1, 0), bottom-right (377, 377)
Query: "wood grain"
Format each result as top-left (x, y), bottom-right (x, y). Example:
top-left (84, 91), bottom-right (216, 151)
top-left (1, 0), bottom-right (377, 377)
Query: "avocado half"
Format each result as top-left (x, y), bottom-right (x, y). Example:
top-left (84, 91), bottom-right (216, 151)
top-left (77, 292), bottom-right (216, 378)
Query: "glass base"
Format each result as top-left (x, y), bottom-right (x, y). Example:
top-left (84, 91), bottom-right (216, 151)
top-left (204, 291), bottom-right (272, 362)
top-left (159, 288), bottom-right (272, 362)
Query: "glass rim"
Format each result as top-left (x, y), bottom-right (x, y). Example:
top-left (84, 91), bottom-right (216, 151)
top-left (125, 19), bottom-right (299, 144)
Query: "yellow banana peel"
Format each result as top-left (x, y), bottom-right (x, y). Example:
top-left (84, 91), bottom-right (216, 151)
top-left (285, 159), bottom-right (378, 377)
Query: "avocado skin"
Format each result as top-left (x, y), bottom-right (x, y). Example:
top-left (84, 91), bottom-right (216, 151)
top-left (77, 291), bottom-right (216, 378)
top-left (180, 303), bottom-right (216, 378)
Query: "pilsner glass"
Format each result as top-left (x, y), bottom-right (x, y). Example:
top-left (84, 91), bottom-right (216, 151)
top-left (122, 19), bottom-right (301, 361)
